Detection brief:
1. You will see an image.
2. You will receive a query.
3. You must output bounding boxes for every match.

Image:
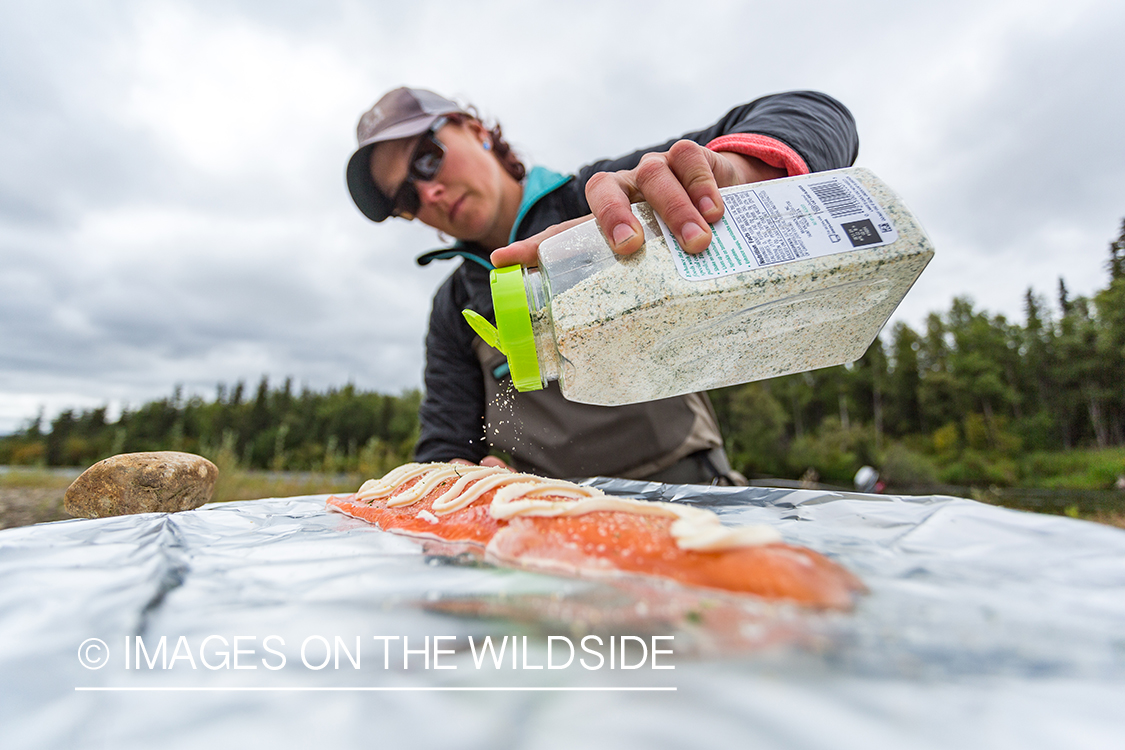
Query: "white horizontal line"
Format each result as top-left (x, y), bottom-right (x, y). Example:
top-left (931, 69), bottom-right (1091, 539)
top-left (75, 686), bottom-right (676, 692)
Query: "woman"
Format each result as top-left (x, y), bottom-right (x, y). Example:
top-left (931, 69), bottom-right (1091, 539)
top-left (346, 87), bottom-right (858, 483)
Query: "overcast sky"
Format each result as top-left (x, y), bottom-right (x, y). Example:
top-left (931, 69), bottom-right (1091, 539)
top-left (1, 0), bottom-right (1123, 434)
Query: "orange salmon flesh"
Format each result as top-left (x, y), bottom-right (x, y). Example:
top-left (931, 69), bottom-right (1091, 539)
top-left (327, 467), bottom-right (864, 609)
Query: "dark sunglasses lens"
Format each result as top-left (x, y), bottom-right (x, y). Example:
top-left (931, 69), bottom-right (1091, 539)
top-left (410, 136), bottom-right (444, 181)
top-left (390, 125), bottom-right (445, 217)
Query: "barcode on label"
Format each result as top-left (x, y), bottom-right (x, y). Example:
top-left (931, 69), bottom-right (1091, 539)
top-left (809, 181), bottom-right (862, 219)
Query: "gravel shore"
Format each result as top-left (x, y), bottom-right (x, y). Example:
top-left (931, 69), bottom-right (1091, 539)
top-left (0, 487), bottom-right (71, 530)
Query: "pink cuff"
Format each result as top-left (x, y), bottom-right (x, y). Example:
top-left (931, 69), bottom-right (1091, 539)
top-left (706, 134), bottom-right (809, 176)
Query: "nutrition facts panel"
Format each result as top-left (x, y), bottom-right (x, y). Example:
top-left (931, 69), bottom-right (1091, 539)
top-left (658, 171), bottom-right (899, 281)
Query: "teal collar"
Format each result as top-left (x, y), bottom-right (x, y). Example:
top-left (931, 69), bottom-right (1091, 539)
top-left (414, 166), bottom-right (571, 269)
top-left (508, 166), bottom-right (571, 245)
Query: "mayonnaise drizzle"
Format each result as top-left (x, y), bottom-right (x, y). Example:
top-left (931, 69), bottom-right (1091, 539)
top-left (356, 463), bottom-right (428, 500)
top-left (384, 464), bottom-right (466, 507)
top-left (429, 466), bottom-right (516, 514)
top-left (355, 462), bottom-right (781, 551)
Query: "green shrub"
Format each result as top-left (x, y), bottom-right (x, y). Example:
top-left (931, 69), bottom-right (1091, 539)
top-left (1021, 447), bottom-right (1125, 489)
top-left (880, 442), bottom-right (939, 486)
top-left (785, 417), bottom-right (877, 484)
top-left (939, 449), bottom-right (1016, 486)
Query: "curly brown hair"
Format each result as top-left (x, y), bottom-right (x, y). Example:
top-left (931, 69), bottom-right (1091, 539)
top-left (446, 111), bottom-right (526, 183)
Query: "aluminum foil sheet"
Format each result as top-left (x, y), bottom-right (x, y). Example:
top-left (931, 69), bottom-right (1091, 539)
top-left (1, 480), bottom-right (1123, 749)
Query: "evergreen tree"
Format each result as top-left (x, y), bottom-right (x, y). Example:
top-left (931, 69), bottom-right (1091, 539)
top-left (1109, 219), bottom-right (1125, 281)
top-left (885, 322), bottom-right (923, 436)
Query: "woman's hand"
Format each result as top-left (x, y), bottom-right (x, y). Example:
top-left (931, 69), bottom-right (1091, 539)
top-left (490, 142), bottom-right (785, 268)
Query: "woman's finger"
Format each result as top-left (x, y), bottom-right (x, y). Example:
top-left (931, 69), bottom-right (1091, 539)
top-left (630, 145), bottom-right (714, 253)
top-left (665, 140), bottom-right (728, 226)
top-left (489, 216), bottom-right (591, 268)
top-left (583, 170), bottom-right (646, 255)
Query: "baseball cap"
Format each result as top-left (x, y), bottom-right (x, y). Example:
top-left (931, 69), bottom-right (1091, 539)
top-left (346, 87), bottom-right (466, 222)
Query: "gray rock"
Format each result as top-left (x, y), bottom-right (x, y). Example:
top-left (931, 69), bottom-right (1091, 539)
top-left (64, 452), bottom-right (219, 518)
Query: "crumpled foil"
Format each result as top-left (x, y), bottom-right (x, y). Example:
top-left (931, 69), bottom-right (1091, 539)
top-left (1, 479), bottom-right (1123, 749)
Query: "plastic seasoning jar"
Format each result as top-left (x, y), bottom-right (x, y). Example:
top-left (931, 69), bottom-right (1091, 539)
top-left (462, 167), bottom-right (934, 407)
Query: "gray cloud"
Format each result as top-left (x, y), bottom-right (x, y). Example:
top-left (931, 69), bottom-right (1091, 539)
top-left (1, 0), bottom-right (1123, 433)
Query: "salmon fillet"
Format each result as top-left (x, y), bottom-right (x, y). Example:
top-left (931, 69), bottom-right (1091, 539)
top-left (327, 462), bottom-right (864, 609)
top-left (486, 513), bottom-right (864, 609)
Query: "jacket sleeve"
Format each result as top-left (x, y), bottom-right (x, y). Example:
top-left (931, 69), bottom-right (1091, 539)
top-left (413, 272), bottom-right (490, 464)
top-left (573, 91), bottom-right (858, 196)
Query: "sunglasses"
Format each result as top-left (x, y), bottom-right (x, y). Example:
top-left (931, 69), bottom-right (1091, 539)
top-left (390, 117), bottom-right (448, 219)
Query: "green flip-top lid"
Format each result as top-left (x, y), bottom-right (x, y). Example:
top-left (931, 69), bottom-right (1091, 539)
top-left (462, 265), bottom-right (543, 392)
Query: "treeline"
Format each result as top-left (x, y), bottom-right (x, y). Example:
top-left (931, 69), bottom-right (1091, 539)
top-left (1, 380), bottom-right (421, 478)
top-left (712, 220), bottom-right (1125, 487)
top-left (4, 222), bottom-right (1124, 488)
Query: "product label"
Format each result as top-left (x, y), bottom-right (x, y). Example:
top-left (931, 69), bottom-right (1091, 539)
top-left (656, 172), bottom-right (899, 281)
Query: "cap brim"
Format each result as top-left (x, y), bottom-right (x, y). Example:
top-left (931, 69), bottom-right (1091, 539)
top-left (345, 113), bottom-right (451, 223)
top-left (347, 143), bottom-right (393, 222)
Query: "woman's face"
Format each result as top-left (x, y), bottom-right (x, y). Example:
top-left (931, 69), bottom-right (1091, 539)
top-left (369, 119), bottom-right (519, 246)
